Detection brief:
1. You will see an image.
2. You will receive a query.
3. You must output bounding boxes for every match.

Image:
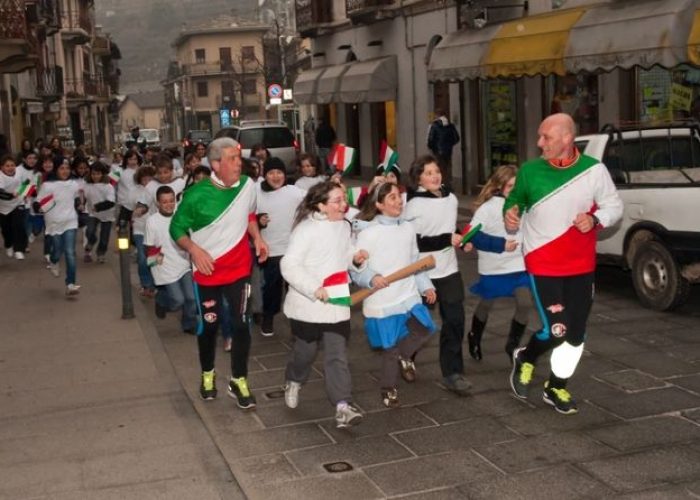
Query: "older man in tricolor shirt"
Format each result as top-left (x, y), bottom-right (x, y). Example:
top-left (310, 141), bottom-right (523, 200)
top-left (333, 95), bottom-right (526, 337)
top-left (171, 137), bottom-right (268, 409)
top-left (504, 113), bottom-right (623, 415)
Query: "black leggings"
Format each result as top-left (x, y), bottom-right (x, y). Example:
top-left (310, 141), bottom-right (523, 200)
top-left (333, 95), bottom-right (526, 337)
top-left (522, 272), bottom-right (594, 364)
top-left (432, 272), bottom-right (466, 378)
top-left (195, 278), bottom-right (251, 377)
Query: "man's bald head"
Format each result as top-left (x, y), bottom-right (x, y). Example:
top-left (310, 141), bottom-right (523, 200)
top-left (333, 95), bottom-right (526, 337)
top-left (537, 113), bottom-right (576, 161)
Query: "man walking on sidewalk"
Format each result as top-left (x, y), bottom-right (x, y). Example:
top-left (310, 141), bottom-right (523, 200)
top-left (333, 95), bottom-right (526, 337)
top-left (504, 113), bottom-right (622, 415)
top-left (170, 137), bottom-right (268, 409)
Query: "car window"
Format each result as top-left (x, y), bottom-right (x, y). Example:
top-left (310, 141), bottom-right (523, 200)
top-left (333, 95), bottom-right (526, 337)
top-left (141, 129), bottom-right (159, 141)
top-left (238, 129), bottom-right (264, 148)
top-left (263, 127), bottom-right (294, 148)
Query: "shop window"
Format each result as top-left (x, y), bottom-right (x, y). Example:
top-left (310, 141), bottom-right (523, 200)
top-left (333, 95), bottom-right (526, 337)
top-left (481, 80), bottom-right (518, 183)
top-left (547, 74), bottom-right (598, 135)
top-left (638, 65), bottom-right (700, 123)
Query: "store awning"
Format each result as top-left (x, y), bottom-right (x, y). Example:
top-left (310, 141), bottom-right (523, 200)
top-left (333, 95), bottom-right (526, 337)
top-left (293, 66), bottom-right (326, 105)
top-left (565, 0), bottom-right (697, 73)
top-left (484, 8), bottom-right (585, 78)
top-left (339, 56), bottom-right (397, 103)
top-left (427, 25), bottom-right (500, 81)
top-left (687, 8), bottom-right (700, 65)
top-left (316, 63), bottom-right (353, 104)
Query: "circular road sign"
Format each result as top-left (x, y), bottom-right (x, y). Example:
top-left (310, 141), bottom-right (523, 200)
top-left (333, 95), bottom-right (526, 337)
top-left (268, 84), bottom-right (283, 98)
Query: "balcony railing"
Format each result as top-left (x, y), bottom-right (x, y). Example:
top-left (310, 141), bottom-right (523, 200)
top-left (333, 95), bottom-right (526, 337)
top-left (61, 7), bottom-right (92, 39)
top-left (65, 74), bottom-right (108, 98)
top-left (183, 61), bottom-right (242, 76)
top-left (346, 0), bottom-right (393, 18)
top-left (0, 0), bottom-right (28, 40)
top-left (26, 0), bottom-right (62, 35)
top-left (296, 0), bottom-right (332, 36)
top-left (36, 65), bottom-right (64, 97)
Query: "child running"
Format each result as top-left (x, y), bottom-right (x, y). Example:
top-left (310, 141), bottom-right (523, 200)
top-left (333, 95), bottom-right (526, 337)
top-left (0, 154), bottom-right (30, 259)
top-left (256, 157), bottom-right (306, 336)
top-left (404, 155), bottom-right (471, 396)
top-left (467, 165), bottom-right (532, 362)
top-left (280, 181), bottom-right (368, 428)
top-left (83, 161), bottom-right (116, 263)
top-left (130, 165), bottom-right (157, 297)
top-left (145, 185), bottom-right (197, 334)
top-left (351, 182), bottom-right (437, 408)
top-left (294, 153), bottom-right (326, 191)
top-left (36, 160), bottom-right (83, 295)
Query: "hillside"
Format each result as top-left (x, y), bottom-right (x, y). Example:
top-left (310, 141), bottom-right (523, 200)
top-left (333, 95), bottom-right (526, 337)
top-left (95, 0), bottom-right (257, 93)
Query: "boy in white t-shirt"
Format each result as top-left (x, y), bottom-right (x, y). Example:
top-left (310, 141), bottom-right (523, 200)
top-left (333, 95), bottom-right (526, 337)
top-left (144, 185), bottom-right (196, 334)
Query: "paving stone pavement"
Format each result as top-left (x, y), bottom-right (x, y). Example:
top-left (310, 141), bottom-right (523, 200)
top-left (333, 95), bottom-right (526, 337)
top-left (153, 247), bottom-right (700, 499)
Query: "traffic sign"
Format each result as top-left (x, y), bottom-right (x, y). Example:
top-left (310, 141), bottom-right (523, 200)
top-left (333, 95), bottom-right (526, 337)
top-left (268, 84), bottom-right (283, 99)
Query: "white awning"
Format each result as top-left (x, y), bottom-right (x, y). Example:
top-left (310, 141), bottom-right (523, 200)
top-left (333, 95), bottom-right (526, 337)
top-left (427, 25), bottom-right (500, 81)
top-left (293, 66), bottom-right (326, 105)
top-left (339, 56), bottom-right (397, 103)
top-left (565, 0), bottom-right (698, 73)
top-left (316, 63), bottom-right (353, 104)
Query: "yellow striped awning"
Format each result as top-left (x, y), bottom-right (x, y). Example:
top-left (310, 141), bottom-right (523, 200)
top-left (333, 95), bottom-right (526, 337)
top-left (688, 9), bottom-right (700, 65)
top-left (483, 8), bottom-right (585, 79)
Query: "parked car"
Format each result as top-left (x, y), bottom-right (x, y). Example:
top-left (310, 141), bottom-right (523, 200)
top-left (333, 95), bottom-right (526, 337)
top-left (214, 120), bottom-right (299, 172)
top-left (576, 123), bottom-right (700, 311)
top-left (183, 129), bottom-right (212, 155)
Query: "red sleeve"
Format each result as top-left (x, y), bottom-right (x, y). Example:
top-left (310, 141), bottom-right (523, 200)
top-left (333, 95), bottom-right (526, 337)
top-left (248, 212), bottom-right (256, 223)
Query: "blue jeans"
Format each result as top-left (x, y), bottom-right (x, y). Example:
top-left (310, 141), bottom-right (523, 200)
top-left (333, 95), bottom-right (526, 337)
top-left (156, 271), bottom-right (197, 331)
top-left (132, 234), bottom-right (155, 289)
top-left (50, 228), bottom-right (77, 285)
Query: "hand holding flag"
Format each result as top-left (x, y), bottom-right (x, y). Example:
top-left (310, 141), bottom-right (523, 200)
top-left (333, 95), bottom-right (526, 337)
top-left (459, 222), bottom-right (482, 247)
top-left (330, 144), bottom-right (356, 176)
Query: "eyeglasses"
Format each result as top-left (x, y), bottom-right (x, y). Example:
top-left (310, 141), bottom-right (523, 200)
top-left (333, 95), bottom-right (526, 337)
top-left (326, 197), bottom-right (346, 205)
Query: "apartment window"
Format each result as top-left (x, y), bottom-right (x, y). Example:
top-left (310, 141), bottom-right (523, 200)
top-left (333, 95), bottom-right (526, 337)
top-left (194, 49), bottom-right (205, 64)
top-left (241, 46), bottom-right (255, 61)
top-left (221, 80), bottom-right (235, 103)
top-left (220, 47), bottom-right (232, 69)
top-left (196, 81), bottom-right (208, 97)
top-left (242, 78), bottom-right (257, 95)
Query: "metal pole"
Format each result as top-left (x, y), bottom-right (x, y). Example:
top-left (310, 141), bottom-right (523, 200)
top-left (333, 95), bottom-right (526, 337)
top-left (117, 220), bottom-right (134, 319)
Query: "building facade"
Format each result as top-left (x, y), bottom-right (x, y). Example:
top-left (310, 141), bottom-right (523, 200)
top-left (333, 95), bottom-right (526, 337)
top-left (118, 91), bottom-right (165, 138)
top-left (162, 18), bottom-right (269, 143)
top-left (0, 0), bottom-right (120, 156)
top-left (294, 0), bottom-right (700, 193)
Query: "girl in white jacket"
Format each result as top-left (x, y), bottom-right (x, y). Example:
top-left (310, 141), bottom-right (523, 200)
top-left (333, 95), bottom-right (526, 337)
top-left (280, 181), bottom-right (368, 429)
top-left (351, 182), bottom-right (437, 408)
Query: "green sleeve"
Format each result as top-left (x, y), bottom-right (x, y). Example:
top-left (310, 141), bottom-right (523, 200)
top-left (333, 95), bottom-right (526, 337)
top-left (170, 190), bottom-right (195, 241)
top-left (503, 167), bottom-right (529, 215)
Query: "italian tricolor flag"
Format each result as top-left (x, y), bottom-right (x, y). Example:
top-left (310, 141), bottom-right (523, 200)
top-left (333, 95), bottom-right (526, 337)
top-left (346, 186), bottom-right (363, 207)
top-left (146, 246), bottom-right (161, 267)
top-left (39, 193), bottom-right (55, 213)
top-left (322, 271), bottom-right (351, 307)
top-left (459, 222), bottom-right (482, 247)
top-left (378, 140), bottom-right (399, 173)
top-left (108, 169), bottom-right (121, 186)
top-left (330, 144), bottom-right (356, 175)
top-left (16, 179), bottom-right (36, 199)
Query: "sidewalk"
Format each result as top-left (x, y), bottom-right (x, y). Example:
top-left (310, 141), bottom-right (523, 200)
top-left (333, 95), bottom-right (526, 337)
top-left (0, 245), bottom-right (245, 499)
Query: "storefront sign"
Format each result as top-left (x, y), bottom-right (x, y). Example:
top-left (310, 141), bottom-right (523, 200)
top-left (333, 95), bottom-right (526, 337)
top-left (670, 83), bottom-right (692, 111)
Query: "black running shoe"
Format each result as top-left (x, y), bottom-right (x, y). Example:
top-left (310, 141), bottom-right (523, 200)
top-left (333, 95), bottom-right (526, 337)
top-left (228, 377), bottom-right (257, 409)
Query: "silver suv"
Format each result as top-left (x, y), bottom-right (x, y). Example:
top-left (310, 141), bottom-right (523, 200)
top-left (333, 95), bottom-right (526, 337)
top-left (576, 123), bottom-right (700, 311)
top-left (215, 120), bottom-right (299, 172)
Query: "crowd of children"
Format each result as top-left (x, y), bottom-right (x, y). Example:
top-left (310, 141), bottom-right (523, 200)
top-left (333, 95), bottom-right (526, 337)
top-left (1, 134), bottom-right (543, 429)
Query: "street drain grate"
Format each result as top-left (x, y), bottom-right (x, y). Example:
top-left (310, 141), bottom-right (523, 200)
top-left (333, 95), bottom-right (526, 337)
top-left (265, 389), bottom-right (285, 399)
top-left (323, 461), bottom-right (354, 473)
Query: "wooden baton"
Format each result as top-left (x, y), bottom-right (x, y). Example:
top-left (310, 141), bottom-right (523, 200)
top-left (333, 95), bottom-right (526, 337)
top-left (350, 255), bottom-right (436, 306)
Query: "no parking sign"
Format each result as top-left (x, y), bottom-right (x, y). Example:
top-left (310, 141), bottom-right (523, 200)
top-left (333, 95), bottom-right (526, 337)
top-left (268, 84), bottom-right (283, 99)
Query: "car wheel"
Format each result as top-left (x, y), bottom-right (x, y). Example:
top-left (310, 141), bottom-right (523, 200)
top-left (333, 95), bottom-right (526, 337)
top-left (631, 240), bottom-right (690, 311)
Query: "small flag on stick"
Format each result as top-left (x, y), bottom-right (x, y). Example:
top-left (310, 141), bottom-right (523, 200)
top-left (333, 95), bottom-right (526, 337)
top-left (378, 140), bottom-right (399, 173)
top-left (38, 193), bottom-right (56, 213)
top-left (459, 222), bottom-right (482, 247)
top-left (146, 246), bottom-right (162, 267)
top-left (15, 179), bottom-right (36, 199)
top-left (330, 144), bottom-right (356, 175)
top-left (346, 186), bottom-right (363, 207)
top-left (108, 169), bottom-right (121, 187)
top-left (322, 271), bottom-right (351, 307)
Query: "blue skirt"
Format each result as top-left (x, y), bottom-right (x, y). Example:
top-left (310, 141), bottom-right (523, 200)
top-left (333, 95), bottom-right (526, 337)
top-left (364, 303), bottom-right (436, 349)
top-left (469, 271), bottom-right (530, 300)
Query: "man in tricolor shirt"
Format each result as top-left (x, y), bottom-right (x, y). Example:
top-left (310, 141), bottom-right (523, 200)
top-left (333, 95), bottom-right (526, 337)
top-left (504, 113), bottom-right (623, 415)
top-left (170, 137), bottom-right (269, 409)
